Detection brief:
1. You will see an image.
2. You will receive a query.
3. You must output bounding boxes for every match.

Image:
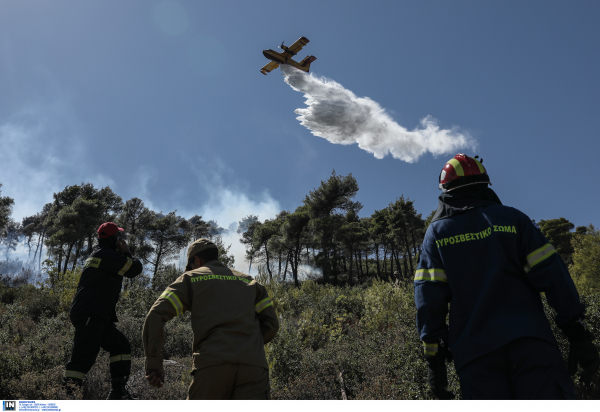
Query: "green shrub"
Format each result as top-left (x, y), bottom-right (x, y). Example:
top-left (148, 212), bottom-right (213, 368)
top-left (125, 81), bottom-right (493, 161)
top-left (361, 280), bottom-right (414, 331)
top-left (0, 351), bottom-right (28, 398)
top-left (0, 284), bottom-right (17, 304)
top-left (265, 322), bottom-right (304, 389)
top-left (11, 285), bottom-right (61, 322)
top-left (2, 278), bottom-right (599, 400)
top-left (162, 313), bottom-right (194, 359)
top-left (151, 265), bottom-right (183, 293)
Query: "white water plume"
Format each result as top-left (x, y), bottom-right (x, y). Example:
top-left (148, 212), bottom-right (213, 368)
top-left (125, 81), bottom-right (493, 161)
top-left (281, 65), bottom-right (475, 163)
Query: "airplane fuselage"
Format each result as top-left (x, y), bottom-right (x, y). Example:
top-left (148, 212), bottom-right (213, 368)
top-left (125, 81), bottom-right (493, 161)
top-left (262, 49), bottom-right (288, 65)
top-left (262, 49), bottom-right (312, 72)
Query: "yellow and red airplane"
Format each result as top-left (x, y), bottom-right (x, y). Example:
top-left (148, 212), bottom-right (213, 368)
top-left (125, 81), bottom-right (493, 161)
top-left (260, 36), bottom-right (317, 75)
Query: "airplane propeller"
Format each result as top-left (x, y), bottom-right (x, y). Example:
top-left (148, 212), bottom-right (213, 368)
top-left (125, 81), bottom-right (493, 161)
top-left (279, 41), bottom-right (285, 49)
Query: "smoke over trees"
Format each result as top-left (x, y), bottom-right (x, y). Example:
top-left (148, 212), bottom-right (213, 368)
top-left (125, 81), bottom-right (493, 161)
top-left (238, 170), bottom-right (428, 286)
top-left (0, 183), bottom-right (14, 237)
top-left (0, 182), bottom-right (231, 281)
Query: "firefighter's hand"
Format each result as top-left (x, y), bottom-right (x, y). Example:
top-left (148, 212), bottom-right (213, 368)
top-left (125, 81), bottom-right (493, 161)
top-left (424, 338), bottom-right (455, 400)
top-left (145, 369), bottom-right (165, 388)
top-left (568, 339), bottom-right (600, 385)
top-left (117, 238), bottom-right (130, 254)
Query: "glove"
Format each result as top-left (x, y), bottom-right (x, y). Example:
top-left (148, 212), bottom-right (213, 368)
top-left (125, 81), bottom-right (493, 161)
top-left (560, 316), bottom-right (600, 385)
top-left (568, 340), bottom-right (600, 384)
top-left (424, 338), bottom-right (455, 400)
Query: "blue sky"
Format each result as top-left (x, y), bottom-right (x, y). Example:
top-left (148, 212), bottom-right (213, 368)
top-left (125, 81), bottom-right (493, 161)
top-left (1, 0), bottom-right (599, 264)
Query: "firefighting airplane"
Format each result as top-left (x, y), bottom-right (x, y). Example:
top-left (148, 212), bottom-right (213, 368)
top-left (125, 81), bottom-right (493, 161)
top-left (260, 36), bottom-right (317, 75)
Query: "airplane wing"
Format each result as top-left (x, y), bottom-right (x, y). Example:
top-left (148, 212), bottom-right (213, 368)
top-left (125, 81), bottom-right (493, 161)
top-left (260, 61), bottom-right (279, 75)
top-left (283, 37), bottom-right (309, 56)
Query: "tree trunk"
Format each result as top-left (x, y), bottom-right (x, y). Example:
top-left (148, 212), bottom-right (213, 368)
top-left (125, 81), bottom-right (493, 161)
top-left (403, 231), bottom-right (414, 274)
top-left (339, 369), bottom-right (347, 400)
top-left (410, 228), bottom-right (420, 275)
top-left (348, 246), bottom-right (353, 286)
top-left (32, 232), bottom-right (42, 264)
top-left (27, 236), bottom-right (32, 260)
top-left (403, 254), bottom-right (410, 282)
top-left (332, 246), bottom-right (338, 285)
top-left (322, 237), bottom-right (329, 284)
top-left (394, 249), bottom-right (401, 276)
top-left (354, 250), bottom-right (361, 282)
top-left (63, 242), bottom-right (74, 275)
top-left (293, 237), bottom-right (301, 287)
top-left (153, 238), bottom-right (164, 278)
top-left (395, 250), bottom-right (403, 280)
top-left (283, 250), bottom-right (290, 281)
top-left (278, 250), bottom-right (282, 278)
top-left (410, 228), bottom-right (419, 257)
top-left (56, 244), bottom-right (64, 278)
top-left (71, 240), bottom-right (82, 272)
top-left (38, 230), bottom-right (46, 271)
top-left (375, 243), bottom-right (381, 278)
top-left (264, 242), bottom-right (273, 281)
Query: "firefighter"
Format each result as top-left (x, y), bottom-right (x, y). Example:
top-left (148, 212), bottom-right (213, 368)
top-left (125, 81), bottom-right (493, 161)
top-left (64, 222), bottom-right (143, 400)
top-left (143, 238), bottom-right (279, 400)
top-left (414, 153), bottom-right (599, 400)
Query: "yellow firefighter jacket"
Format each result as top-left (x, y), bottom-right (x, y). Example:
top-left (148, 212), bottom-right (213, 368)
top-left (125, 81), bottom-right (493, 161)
top-left (143, 260), bottom-right (279, 372)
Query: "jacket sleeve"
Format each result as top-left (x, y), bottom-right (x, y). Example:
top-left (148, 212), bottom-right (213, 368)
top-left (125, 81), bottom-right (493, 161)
top-left (414, 225), bottom-right (452, 349)
top-left (255, 283), bottom-right (279, 343)
top-left (121, 252), bottom-right (143, 279)
top-left (519, 216), bottom-right (584, 326)
top-left (142, 275), bottom-right (191, 370)
top-left (97, 249), bottom-right (143, 279)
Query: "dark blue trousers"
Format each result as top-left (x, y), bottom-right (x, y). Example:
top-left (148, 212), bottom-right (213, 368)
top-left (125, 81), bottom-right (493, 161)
top-left (64, 315), bottom-right (131, 382)
top-left (456, 337), bottom-right (576, 399)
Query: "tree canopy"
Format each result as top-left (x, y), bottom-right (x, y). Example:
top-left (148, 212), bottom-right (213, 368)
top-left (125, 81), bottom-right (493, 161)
top-left (1, 175), bottom-right (598, 293)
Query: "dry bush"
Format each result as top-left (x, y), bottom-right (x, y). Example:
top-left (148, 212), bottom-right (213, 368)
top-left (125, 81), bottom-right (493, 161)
top-left (7, 356), bottom-right (195, 400)
top-left (1, 280), bottom-right (598, 400)
top-left (79, 355), bottom-right (193, 400)
top-left (124, 358), bottom-right (193, 400)
top-left (8, 366), bottom-right (78, 400)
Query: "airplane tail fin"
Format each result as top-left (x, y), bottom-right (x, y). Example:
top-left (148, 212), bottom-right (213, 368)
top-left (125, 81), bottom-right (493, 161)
top-left (299, 55), bottom-right (317, 71)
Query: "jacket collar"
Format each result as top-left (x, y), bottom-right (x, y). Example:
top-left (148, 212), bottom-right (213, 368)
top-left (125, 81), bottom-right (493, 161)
top-left (431, 186), bottom-right (502, 223)
top-left (204, 260), bottom-right (224, 268)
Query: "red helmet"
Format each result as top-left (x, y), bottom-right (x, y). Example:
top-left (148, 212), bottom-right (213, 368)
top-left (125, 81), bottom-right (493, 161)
top-left (97, 222), bottom-right (124, 238)
top-left (439, 153), bottom-right (491, 191)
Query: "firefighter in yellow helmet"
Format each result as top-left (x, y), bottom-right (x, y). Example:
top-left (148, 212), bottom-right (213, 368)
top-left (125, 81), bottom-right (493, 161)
top-left (143, 238), bottom-right (279, 399)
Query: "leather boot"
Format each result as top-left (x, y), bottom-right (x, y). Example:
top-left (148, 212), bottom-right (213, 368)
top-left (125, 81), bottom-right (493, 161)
top-left (106, 376), bottom-right (137, 400)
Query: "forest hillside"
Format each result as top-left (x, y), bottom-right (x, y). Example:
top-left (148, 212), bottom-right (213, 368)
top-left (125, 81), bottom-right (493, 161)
top-left (0, 175), bottom-right (599, 399)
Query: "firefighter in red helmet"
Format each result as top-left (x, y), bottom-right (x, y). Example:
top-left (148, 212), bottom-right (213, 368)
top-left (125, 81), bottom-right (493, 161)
top-left (64, 222), bottom-right (143, 399)
top-left (414, 153), bottom-right (599, 399)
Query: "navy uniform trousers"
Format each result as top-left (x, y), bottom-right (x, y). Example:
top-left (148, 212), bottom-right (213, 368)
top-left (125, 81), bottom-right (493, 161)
top-left (457, 337), bottom-right (576, 399)
top-left (64, 315), bottom-right (131, 382)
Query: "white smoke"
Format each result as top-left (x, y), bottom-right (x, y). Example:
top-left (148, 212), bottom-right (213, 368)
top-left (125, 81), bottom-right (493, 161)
top-left (175, 184), bottom-right (281, 275)
top-left (281, 65), bottom-right (475, 162)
